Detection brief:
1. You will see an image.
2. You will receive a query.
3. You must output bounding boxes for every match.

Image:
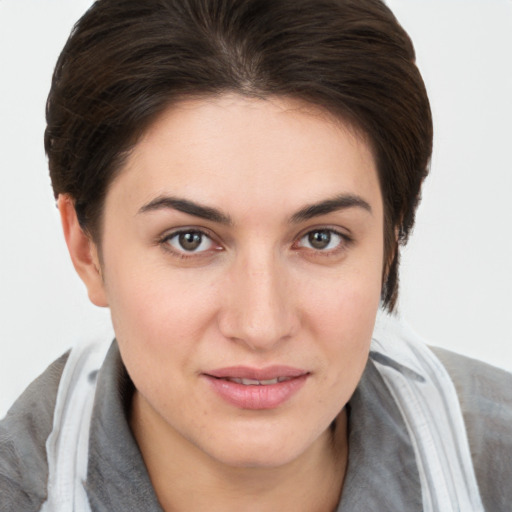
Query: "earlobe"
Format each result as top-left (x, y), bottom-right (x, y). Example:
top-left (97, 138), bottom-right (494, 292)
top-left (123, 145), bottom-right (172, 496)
top-left (57, 195), bottom-right (108, 307)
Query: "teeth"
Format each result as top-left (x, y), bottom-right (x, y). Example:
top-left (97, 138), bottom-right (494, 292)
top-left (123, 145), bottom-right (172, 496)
top-left (258, 378), bottom-right (279, 385)
top-left (241, 378), bottom-right (263, 385)
top-left (225, 377), bottom-right (286, 385)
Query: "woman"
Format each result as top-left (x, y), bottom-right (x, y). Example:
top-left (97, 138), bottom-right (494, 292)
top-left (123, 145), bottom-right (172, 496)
top-left (1, 1), bottom-right (510, 511)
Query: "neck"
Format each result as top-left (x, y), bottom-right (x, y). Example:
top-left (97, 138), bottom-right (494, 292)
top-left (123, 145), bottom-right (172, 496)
top-left (130, 392), bottom-right (348, 512)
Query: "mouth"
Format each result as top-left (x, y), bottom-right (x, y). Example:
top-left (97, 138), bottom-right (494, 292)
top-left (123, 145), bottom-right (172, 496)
top-left (203, 366), bottom-right (309, 410)
top-left (218, 376), bottom-right (294, 386)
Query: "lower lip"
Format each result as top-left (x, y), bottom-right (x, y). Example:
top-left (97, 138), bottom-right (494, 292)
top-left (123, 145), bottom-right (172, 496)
top-left (204, 375), bottom-right (309, 410)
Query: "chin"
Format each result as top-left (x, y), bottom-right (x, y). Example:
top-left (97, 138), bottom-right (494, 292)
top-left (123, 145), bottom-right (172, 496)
top-left (212, 444), bottom-right (305, 470)
top-left (199, 418), bottom-right (330, 470)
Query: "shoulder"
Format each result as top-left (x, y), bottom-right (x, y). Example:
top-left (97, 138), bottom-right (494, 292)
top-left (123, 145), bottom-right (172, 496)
top-left (0, 351), bottom-right (69, 512)
top-left (431, 347), bottom-right (512, 511)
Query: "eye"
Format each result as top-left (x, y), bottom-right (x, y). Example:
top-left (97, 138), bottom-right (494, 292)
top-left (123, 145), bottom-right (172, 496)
top-left (296, 229), bottom-right (346, 251)
top-left (163, 230), bottom-right (216, 254)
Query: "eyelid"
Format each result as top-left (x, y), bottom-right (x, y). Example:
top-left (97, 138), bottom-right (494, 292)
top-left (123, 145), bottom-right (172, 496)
top-left (159, 226), bottom-right (223, 257)
top-left (293, 226), bottom-right (353, 253)
top-left (157, 225), bottom-right (353, 260)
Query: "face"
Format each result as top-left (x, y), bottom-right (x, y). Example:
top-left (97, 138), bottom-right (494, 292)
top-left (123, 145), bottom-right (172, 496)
top-left (96, 94), bottom-right (384, 469)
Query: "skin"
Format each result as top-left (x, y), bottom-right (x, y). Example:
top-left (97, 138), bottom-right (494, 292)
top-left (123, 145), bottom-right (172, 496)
top-left (60, 94), bottom-right (385, 511)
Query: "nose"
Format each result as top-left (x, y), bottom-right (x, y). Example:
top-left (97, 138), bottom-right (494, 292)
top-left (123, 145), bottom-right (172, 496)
top-left (217, 250), bottom-right (298, 351)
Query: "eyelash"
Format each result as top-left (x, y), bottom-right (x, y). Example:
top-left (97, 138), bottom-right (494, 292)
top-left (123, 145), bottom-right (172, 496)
top-left (293, 228), bottom-right (353, 256)
top-left (159, 228), bottom-right (221, 259)
top-left (158, 227), bottom-right (352, 259)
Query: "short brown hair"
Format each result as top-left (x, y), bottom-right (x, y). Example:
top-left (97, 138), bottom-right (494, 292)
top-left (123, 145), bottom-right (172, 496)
top-left (45, 0), bottom-right (433, 310)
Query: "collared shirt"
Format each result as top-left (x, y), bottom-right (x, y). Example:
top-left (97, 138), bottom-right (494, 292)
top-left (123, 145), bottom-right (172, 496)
top-left (1, 341), bottom-right (511, 511)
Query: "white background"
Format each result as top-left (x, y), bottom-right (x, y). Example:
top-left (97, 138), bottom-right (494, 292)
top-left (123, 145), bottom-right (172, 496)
top-left (1, 0), bottom-right (511, 418)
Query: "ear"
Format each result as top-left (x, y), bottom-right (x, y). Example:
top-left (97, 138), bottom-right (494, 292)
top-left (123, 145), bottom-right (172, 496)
top-left (58, 195), bottom-right (108, 307)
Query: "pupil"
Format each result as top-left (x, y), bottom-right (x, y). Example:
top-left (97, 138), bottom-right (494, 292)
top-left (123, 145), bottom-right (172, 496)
top-left (179, 232), bottom-right (202, 251)
top-left (308, 230), bottom-right (330, 249)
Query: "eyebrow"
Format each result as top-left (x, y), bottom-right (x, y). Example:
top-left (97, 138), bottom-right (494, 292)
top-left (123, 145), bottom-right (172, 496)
top-left (138, 196), bottom-right (233, 225)
top-left (138, 193), bottom-right (372, 225)
top-left (289, 194), bottom-right (372, 223)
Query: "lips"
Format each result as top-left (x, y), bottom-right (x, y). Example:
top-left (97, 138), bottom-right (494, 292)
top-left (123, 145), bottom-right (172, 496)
top-left (203, 366), bottom-right (309, 409)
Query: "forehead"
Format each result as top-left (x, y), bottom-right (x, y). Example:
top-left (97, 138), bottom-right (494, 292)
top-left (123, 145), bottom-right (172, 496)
top-left (106, 94), bottom-right (381, 220)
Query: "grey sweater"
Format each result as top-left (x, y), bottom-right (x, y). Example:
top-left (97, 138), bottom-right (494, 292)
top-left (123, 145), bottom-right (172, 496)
top-left (1, 341), bottom-right (511, 511)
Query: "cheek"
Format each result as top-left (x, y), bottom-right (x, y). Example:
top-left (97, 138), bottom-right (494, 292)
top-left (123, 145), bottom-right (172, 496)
top-left (302, 254), bottom-right (382, 333)
top-left (312, 286), bottom-right (378, 361)
top-left (298, 260), bottom-right (382, 387)
top-left (103, 249), bottom-right (220, 360)
top-left (103, 262), bottom-right (223, 415)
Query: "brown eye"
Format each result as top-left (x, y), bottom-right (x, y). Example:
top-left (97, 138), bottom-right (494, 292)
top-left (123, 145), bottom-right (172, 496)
top-left (179, 232), bottom-right (203, 251)
top-left (297, 229), bottom-right (345, 251)
top-left (308, 230), bottom-right (331, 249)
top-left (165, 230), bottom-right (215, 253)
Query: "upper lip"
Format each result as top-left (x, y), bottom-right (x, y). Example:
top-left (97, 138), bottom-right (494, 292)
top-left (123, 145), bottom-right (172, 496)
top-left (204, 366), bottom-right (308, 380)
